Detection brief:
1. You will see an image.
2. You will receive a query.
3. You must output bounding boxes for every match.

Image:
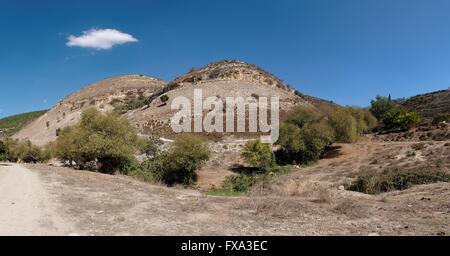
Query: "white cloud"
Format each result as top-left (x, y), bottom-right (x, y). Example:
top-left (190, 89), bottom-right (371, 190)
top-left (67, 28), bottom-right (138, 50)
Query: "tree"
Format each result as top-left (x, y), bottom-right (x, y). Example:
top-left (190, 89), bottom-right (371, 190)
top-left (0, 140), bottom-right (8, 161)
top-left (393, 111), bottom-right (421, 131)
top-left (370, 96), bottom-right (398, 120)
top-left (160, 95), bottom-right (169, 105)
top-left (54, 108), bottom-right (139, 173)
top-left (4, 139), bottom-right (50, 163)
top-left (363, 110), bottom-right (378, 132)
top-left (370, 96), bottom-right (420, 132)
top-left (241, 140), bottom-right (275, 171)
top-left (150, 134), bottom-right (211, 186)
top-left (300, 121), bottom-right (335, 161)
top-left (286, 106), bottom-right (324, 128)
top-left (138, 136), bottom-right (163, 159)
top-left (319, 105), bottom-right (359, 143)
top-left (277, 121), bottom-right (335, 164)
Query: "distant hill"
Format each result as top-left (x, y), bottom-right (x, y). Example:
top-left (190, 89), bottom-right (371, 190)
top-left (0, 110), bottom-right (48, 137)
top-left (397, 88), bottom-right (450, 118)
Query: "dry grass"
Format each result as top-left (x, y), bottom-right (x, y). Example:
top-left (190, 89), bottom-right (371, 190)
top-left (333, 199), bottom-right (367, 219)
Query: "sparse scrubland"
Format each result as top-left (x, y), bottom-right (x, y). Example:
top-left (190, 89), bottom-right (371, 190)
top-left (348, 167), bottom-right (450, 194)
top-left (52, 108), bottom-right (211, 186)
top-left (1, 61), bottom-right (449, 235)
top-left (0, 138), bottom-right (51, 163)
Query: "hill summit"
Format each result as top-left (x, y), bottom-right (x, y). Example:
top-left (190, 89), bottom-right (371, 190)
top-left (168, 60), bottom-right (295, 93)
top-left (14, 75), bottom-right (166, 146)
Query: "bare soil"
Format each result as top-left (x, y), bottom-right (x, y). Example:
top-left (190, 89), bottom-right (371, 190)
top-left (1, 138), bottom-right (449, 236)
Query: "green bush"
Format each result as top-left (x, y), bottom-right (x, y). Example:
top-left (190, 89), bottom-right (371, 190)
top-left (277, 119), bottom-right (335, 164)
top-left (277, 104), bottom-right (371, 165)
top-left (348, 168), bottom-right (450, 194)
top-left (241, 140), bottom-right (275, 171)
top-left (301, 121), bottom-right (335, 160)
top-left (319, 105), bottom-right (359, 143)
top-left (0, 140), bottom-right (9, 161)
top-left (363, 109), bottom-right (379, 132)
top-left (286, 106), bottom-right (324, 128)
top-left (0, 139), bottom-right (18, 162)
top-left (54, 108), bottom-right (138, 173)
top-left (18, 141), bottom-right (48, 163)
top-left (1, 139), bottom-right (50, 163)
top-left (138, 136), bottom-right (163, 159)
top-left (393, 111), bottom-right (421, 131)
top-left (370, 96), bottom-right (397, 120)
top-left (347, 107), bottom-right (378, 134)
top-left (208, 174), bottom-right (260, 196)
top-left (142, 134), bottom-right (211, 186)
top-left (111, 94), bottom-right (154, 114)
top-left (370, 96), bottom-right (421, 132)
top-left (160, 95), bottom-right (169, 105)
top-left (222, 174), bottom-right (258, 193)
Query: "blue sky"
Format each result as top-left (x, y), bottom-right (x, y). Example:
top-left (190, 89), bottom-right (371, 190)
top-left (1, 0), bottom-right (450, 118)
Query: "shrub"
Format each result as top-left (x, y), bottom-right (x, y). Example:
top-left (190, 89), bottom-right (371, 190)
top-left (286, 106), bottom-right (324, 128)
top-left (347, 107), bottom-right (378, 134)
top-left (370, 96), bottom-right (420, 132)
top-left (54, 108), bottom-right (138, 173)
top-left (301, 121), bottom-right (335, 160)
top-left (393, 111), bottom-right (421, 131)
top-left (348, 168), bottom-right (450, 194)
top-left (112, 94), bottom-right (154, 114)
top-left (363, 109), bottom-right (379, 132)
top-left (277, 121), bottom-right (334, 164)
top-left (370, 96), bottom-right (398, 120)
top-left (222, 174), bottom-right (258, 193)
top-left (208, 174), bottom-right (259, 196)
top-left (138, 136), bottom-right (163, 159)
top-left (277, 104), bottom-right (369, 165)
top-left (241, 140), bottom-right (275, 171)
top-left (321, 106), bottom-right (358, 143)
top-left (160, 95), bottom-right (169, 105)
top-left (0, 140), bottom-right (9, 161)
top-left (147, 134), bottom-right (211, 186)
top-left (3, 139), bottom-right (51, 163)
top-left (19, 141), bottom-right (47, 163)
top-left (0, 139), bottom-right (18, 162)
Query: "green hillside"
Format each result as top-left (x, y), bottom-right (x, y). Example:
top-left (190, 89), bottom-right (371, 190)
top-left (0, 110), bottom-right (48, 137)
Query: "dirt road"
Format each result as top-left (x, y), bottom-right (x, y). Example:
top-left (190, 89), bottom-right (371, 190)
top-left (0, 140), bottom-right (448, 235)
top-left (0, 163), bottom-right (72, 236)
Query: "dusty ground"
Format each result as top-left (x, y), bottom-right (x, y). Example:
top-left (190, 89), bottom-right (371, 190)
top-left (0, 164), bottom-right (72, 235)
top-left (1, 139), bottom-right (449, 236)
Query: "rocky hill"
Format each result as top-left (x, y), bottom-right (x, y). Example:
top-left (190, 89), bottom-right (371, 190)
top-left (14, 60), bottom-right (329, 145)
top-left (168, 60), bottom-right (295, 92)
top-left (126, 60), bottom-right (311, 140)
top-left (14, 75), bottom-right (166, 146)
top-left (398, 88), bottom-right (450, 119)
